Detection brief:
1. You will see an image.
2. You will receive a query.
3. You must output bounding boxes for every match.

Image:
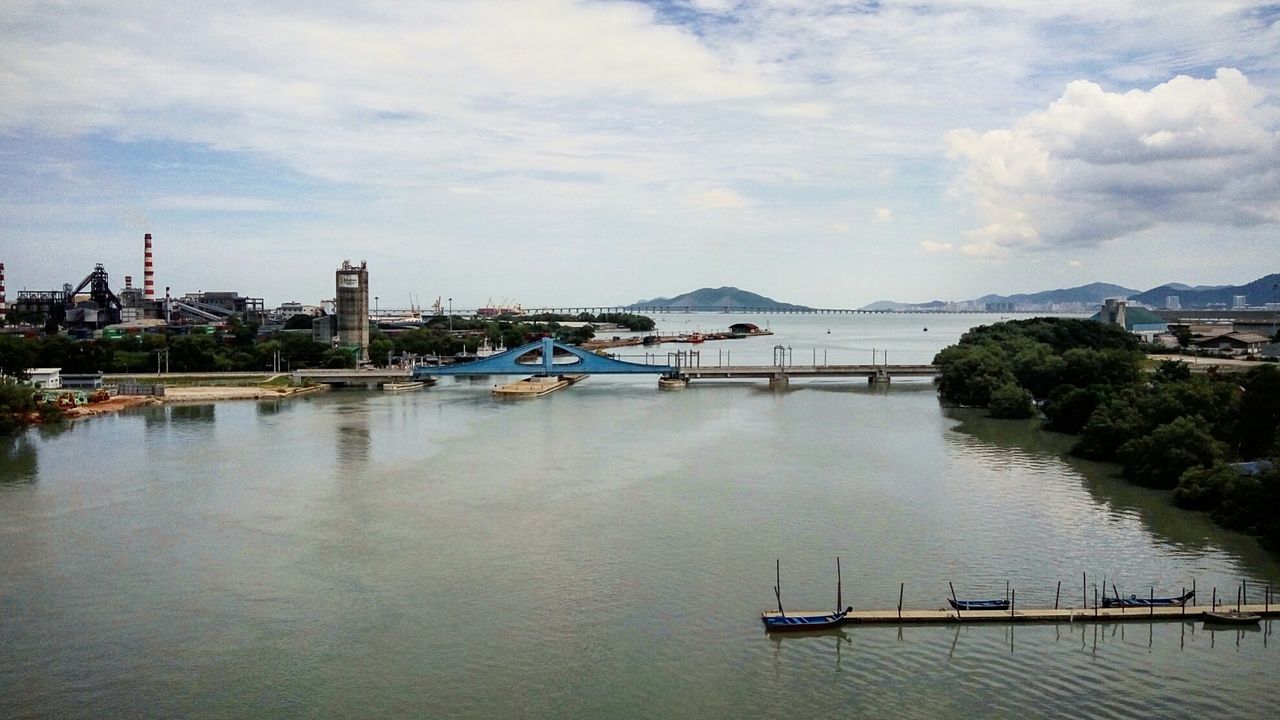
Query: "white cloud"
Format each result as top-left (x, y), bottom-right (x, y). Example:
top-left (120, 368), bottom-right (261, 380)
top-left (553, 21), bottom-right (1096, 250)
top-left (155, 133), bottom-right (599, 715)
top-left (691, 187), bottom-right (749, 210)
top-left (872, 207), bottom-right (892, 223)
top-left (920, 240), bottom-right (954, 253)
top-left (947, 68), bottom-right (1280, 253)
top-left (153, 195), bottom-right (280, 212)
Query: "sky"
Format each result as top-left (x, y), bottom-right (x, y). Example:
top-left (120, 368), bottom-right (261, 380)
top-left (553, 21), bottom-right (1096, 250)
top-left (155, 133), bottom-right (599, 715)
top-left (2, 0), bottom-right (1278, 309)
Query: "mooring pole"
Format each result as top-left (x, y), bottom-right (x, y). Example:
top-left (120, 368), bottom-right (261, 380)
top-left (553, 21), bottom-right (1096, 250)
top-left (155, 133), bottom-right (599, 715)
top-left (1011, 589), bottom-right (1016, 618)
top-left (898, 583), bottom-right (904, 621)
top-left (1083, 573), bottom-right (1087, 609)
top-left (1150, 588), bottom-right (1154, 618)
top-left (949, 581), bottom-right (960, 618)
top-left (1238, 586), bottom-right (1242, 612)
top-left (1055, 581), bottom-right (1061, 610)
top-left (1005, 580), bottom-right (1010, 607)
top-left (1094, 585), bottom-right (1098, 618)
top-left (1212, 586), bottom-right (1217, 611)
top-left (1181, 587), bottom-right (1185, 617)
top-left (1243, 579), bottom-right (1248, 608)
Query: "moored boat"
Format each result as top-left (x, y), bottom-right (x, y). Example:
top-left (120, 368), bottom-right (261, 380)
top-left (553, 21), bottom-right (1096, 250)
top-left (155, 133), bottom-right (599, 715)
top-left (947, 598), bottom-right (1009, 611)
top-left (762, 558), bottom-right (852, 632)
top-left (1102, 589), bottom-right (1195, 608)
top-left (1203, 610), bottom-right (1261, 625)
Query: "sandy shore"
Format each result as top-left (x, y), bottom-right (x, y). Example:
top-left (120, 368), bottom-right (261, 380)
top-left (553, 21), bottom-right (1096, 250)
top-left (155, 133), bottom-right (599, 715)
top-left (160, 385), bottom-right (327, 402)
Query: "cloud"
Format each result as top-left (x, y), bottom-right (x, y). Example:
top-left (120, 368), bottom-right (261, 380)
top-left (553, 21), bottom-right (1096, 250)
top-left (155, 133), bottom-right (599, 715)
top-left (691, 187), bottom-right (749, 210)
top-left (1067, 259), bottom-right (1082, 267)
top-left (872, 207), bottom-right (892, 223)
top-left (920, 240), bottom-right (954, 253)
top-left (946, 68), bottom-right (1280, 253)
top-left (153, 195), bottom-right (280, 211)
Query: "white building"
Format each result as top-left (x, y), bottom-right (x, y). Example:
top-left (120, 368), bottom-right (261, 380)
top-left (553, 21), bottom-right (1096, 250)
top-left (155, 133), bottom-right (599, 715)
top-left (1232, 295), bottom-right (1248, 309)
top-left (26, 368), bottom-right (62, 389)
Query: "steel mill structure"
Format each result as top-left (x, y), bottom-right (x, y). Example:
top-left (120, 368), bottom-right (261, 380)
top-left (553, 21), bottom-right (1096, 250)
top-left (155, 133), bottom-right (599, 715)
top-left (335, 260), bottom-right (370, 362)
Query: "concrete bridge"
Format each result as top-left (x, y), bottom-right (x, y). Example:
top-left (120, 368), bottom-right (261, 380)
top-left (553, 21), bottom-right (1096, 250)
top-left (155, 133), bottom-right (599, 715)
top-left (403, 338), bottom-right (936, 389)
top-left (293, 368), bottom-right (411, 388)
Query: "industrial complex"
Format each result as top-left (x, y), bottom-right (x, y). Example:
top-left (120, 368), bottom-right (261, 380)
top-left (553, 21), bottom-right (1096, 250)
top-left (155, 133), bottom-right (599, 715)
top-left (1, 234), bottom-right (378, 361)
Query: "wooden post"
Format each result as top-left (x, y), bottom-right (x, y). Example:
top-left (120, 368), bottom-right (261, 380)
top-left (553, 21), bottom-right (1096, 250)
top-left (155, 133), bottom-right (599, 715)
top-left (1011, 589), bottom-right (1016, 618)
top-left (1006, 580), bottom-right (1010, 606)
top-left (1083, 573), bottom-right (1087, 610)
top-left (1243, 579), bottom-right (1247, 608)
top-left (1237, 586), bottom-right (1242, 612)
top-left (949, 581), bottom-right (960, 618)
top-left (1055, 581), bottom-right (1061, 610)
top-left (1094, 585), bottom-right (1098, 618)
top-left (1193, 578), bottom-right (1196, 608)
top-left (898, 583), bottom-right (904, 621)
top-left (1212, 586), bottom-right (1217, 611)
top-left (1181, 587), bottom-right (1185, 617)
top-left (1268, 581), bottom-right (1271, 614)
top-left (1149, 587), bottom-right (1154, 618)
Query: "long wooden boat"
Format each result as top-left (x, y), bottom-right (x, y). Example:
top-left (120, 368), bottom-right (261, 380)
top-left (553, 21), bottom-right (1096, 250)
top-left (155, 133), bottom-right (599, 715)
top-left (1102, 590), bottom-right (1195, 608)
top-left (762, 558), bottom-right (852, 632)
top-left (947, 598), bottom-right (1009, 611)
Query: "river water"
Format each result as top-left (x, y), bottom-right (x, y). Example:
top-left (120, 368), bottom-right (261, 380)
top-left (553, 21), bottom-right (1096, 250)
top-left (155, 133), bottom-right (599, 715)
top-left (2, 313), bottom-right (1277, 718)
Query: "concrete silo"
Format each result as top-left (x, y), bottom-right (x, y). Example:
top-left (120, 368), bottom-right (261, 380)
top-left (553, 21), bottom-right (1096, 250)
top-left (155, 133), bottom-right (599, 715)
top-left (335, 260), bottom-right (369, 362)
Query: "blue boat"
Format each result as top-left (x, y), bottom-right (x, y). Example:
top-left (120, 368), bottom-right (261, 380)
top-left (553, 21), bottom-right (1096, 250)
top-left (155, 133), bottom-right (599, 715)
top-left (762, 558), bottom-right (852, 632)
top-left (947, 597), bottom-right (1009, 611)
top-left (1102, 589), bottom-right (1194, 608)
top-left (947, 581), bottom-right (1010, 612)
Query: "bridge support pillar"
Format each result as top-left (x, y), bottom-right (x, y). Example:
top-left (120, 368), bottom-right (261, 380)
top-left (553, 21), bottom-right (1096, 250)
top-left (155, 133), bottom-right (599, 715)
top-left (769, 375), bottom-right (789, 391)
top-left (658, 376), bottom-right (688, 390)
top-left (868, 370), bottom-right (890, 386)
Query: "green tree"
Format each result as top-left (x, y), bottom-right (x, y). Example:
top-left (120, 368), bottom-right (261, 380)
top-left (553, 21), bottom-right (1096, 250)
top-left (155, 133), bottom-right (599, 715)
top-left (1237, 365), bottom-right (1280, 458)
top-left (988, 383), bottom-right (1035, 419)
top-left (1117, 415), bottom-right (1226, 489)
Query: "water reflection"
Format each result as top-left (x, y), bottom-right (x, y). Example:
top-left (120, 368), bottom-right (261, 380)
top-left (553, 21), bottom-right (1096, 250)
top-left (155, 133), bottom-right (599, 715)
top-left (945, 408), bottom-right (1280, 577)
top-left (334, 404), bottom-right (371, 468)
top-left (0, 431), bottom-right (39, 484)
top-left (169, 403), bottom-right (216, 423)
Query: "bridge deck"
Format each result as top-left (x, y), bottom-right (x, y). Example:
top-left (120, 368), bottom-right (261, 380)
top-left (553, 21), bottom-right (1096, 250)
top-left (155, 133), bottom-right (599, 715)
top-left (678, 364), bottom-right (938, 379)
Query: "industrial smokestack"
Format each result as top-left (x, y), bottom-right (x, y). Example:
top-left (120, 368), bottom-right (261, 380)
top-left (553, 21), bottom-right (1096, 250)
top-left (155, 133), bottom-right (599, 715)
top-left (143, 233), bottom-right (155, 300)
top-left (0, 262), bottom-right (6, 314)
top-left (125, 275), bottom-right (133, 289)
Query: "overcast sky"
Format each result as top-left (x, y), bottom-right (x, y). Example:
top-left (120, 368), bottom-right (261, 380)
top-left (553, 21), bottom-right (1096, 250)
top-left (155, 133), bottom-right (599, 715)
top-left (2, 1), bottom-right (1278, 309)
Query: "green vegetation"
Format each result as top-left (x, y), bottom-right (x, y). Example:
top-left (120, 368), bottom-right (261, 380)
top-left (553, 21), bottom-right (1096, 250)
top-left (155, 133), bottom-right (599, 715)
top-left (934, 317), bottom-right (1280, 551)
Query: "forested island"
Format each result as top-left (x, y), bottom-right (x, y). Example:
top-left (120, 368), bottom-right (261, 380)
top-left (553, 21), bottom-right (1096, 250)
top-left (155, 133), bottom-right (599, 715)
top-left (933, 318), bottom-right (1280, 552)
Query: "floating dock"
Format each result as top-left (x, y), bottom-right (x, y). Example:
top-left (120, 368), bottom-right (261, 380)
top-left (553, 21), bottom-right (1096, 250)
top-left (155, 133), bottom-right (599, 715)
top-left (492, 374), bottom-right (588, 398)
top-left (762, 604), bottom-right (1279, 626)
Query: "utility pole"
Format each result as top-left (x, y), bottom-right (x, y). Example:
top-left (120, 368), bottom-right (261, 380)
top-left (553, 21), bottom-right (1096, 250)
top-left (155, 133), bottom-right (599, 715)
top-left (448, 297), bottom-right (453, 332)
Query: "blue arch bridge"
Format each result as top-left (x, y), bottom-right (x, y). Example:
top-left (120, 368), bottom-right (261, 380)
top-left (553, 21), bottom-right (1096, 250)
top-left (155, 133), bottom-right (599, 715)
top-left (411, 337), bottom-right (676, 379)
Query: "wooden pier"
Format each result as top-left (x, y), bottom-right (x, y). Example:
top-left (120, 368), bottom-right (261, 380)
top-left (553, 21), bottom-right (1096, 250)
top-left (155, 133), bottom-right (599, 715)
top-left (762, 604), bottom-right (1279, 626)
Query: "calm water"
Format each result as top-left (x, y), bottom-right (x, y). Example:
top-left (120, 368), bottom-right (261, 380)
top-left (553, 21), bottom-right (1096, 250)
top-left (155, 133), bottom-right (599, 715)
top-left (2, 313), bottom-right (1277, 719)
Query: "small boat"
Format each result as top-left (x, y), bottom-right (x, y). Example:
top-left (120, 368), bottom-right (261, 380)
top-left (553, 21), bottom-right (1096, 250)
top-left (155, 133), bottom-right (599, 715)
top-left (947, 598), bottom-right (1009, 611)
top-left (762, 558), bottom-right (852, 632)
top-left (1203, 610), bottom-right (1262, 626)
top-left (1102, 589), bottom-right (1195, 608)
top-left (947, 581), bottom-right (1009, 611)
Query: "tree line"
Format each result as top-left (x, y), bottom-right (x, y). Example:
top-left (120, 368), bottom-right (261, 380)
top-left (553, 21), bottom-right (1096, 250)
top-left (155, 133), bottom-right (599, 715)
top-left (934, 317), bottom-right (1280, 552)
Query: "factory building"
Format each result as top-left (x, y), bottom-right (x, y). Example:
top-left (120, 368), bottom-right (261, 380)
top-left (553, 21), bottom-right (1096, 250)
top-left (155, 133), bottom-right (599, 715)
top-left (335, 260), bottom-right (370, 362)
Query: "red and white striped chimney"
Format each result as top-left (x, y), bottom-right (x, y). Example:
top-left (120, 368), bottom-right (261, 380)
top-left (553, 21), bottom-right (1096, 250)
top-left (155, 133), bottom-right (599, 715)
top-left (143, 233), bottom-right (156, 299)
top-left (0, 262), bottom-right (6, 313)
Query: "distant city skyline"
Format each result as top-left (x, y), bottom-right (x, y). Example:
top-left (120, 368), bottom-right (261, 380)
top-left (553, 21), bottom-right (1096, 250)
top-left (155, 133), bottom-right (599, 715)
top-left (3, 1), bottom-right (1278, 308)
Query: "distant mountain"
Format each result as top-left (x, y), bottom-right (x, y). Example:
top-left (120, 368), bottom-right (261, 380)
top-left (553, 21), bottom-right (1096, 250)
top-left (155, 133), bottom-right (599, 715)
top-left (1131, 274), bottom-right (1280, 308)
top-left (628, 286), bottom-right (809, 310)
top-left (862, 300), bottom-right (947, 311)
top-left (972, 282), bottom-right (1140, 306)
top-left (859, 282), bottom-right (1138, 311)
